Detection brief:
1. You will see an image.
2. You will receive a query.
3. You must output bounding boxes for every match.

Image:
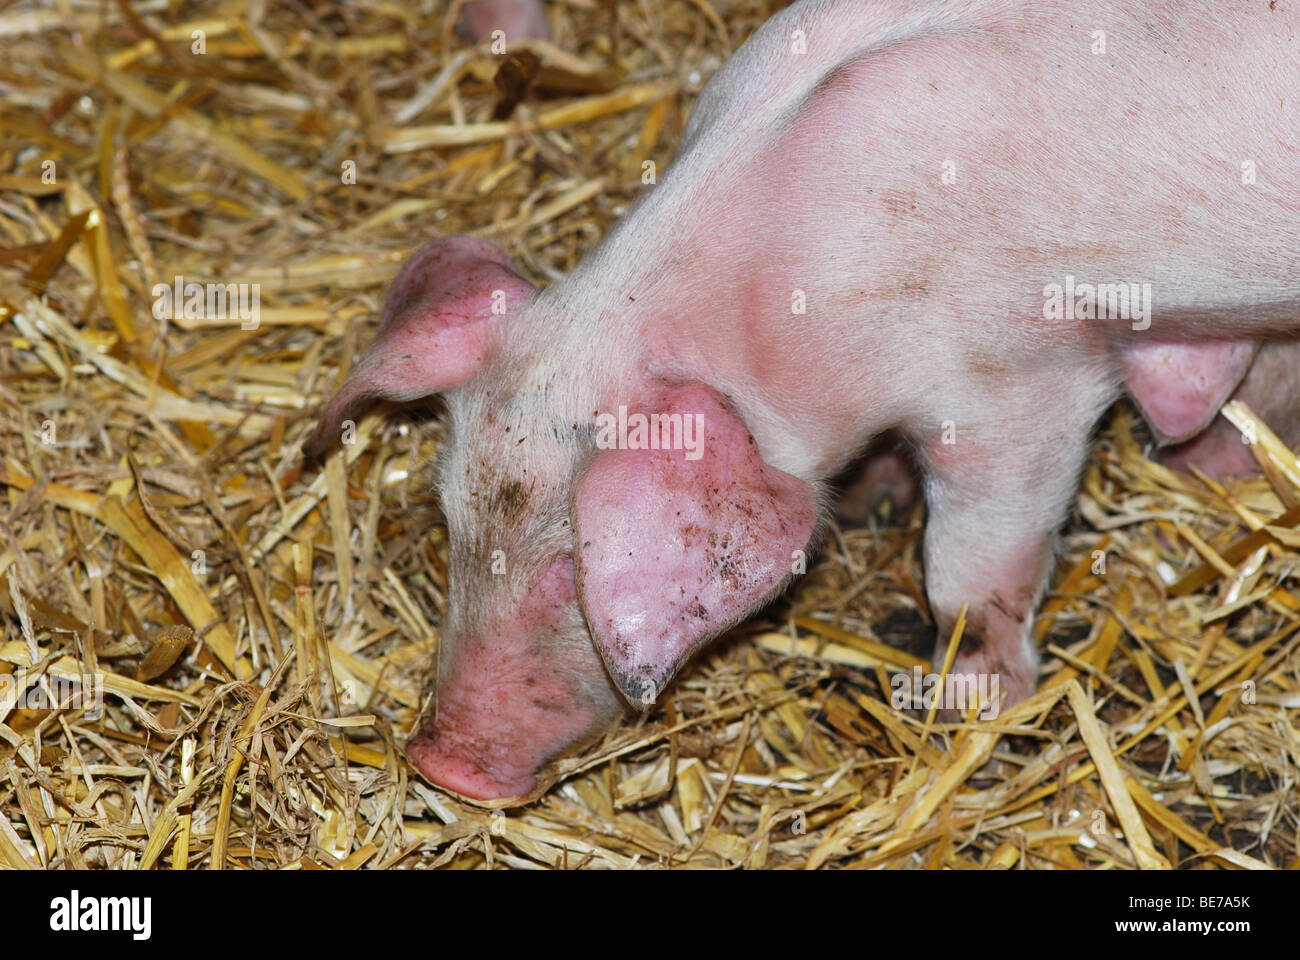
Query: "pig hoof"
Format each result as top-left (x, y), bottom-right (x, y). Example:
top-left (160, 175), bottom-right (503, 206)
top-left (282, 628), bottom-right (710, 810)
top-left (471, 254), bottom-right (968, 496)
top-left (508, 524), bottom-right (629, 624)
top-left (932, 642), bottom-right (1039, 723)
top-left (406, 736), bottom-right (538, 802)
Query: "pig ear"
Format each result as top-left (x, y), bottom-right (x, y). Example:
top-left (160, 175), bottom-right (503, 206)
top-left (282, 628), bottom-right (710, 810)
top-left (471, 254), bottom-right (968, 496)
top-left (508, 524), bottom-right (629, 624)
top-left (571, 383), bottom-right (819, 705)
top-left (305, 236), bottom-right (536, 457)
top-left (1122, 339), bottom-right (1257, 445)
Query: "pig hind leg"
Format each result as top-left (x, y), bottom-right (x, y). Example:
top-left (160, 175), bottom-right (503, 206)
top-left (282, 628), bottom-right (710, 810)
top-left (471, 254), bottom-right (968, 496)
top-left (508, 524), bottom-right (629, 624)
top-left (834, 433), bottom-right (920, 526)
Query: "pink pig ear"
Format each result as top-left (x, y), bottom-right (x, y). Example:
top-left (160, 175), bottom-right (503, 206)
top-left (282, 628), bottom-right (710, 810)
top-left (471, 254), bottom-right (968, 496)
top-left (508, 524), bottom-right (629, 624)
top-left (1122, 339), bottom-right (1257, 445)
top-left (305, 236), bottom-right (536, 457)
top-left (571, 382), bottom-right (819, 705)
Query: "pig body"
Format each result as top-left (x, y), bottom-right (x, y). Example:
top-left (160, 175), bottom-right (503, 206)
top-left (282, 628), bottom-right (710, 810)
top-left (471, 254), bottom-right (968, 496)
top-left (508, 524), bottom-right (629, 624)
top-left (312, 0), bottom-right (1300, 801)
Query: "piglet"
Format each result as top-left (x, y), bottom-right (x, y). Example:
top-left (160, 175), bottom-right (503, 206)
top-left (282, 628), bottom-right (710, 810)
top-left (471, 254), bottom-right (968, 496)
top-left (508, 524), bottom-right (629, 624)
top-left (310, 0), bottom-right (1300, 801)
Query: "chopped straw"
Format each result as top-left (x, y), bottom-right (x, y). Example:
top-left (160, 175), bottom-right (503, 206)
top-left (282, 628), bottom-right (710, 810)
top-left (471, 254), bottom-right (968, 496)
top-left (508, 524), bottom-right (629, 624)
top-left (0, 0), bottom-right (1296, 870)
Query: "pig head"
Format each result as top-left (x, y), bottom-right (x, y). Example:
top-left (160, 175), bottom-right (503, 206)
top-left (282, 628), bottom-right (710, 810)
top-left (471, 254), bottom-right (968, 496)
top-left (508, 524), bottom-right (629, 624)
top-left (307, 236), bottom-right (818, 802)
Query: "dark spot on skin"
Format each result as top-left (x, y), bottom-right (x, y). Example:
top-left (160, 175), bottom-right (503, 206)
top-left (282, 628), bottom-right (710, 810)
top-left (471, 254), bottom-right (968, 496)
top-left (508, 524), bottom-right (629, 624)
top-left (966, 351), bottom-right (1008, 378)
top-left (989, 592), bottom-right (1025, 624)
top-left (486, 477), bottom-right (533, 521)
top-left (961, 631), bottom-right (985, 653)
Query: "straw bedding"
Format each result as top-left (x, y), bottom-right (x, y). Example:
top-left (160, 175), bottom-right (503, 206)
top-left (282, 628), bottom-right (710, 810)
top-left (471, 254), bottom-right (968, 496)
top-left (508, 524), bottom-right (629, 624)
top-left (0, 0), bottom-right (1295, 870)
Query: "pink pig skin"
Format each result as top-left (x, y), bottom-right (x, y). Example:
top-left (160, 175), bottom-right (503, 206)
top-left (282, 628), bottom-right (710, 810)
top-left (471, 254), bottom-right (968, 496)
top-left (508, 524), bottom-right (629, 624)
top-left (406, 557), bottom-right (615, 800)
top-left (303, 236), bottom-right (533, 460)
top-left (456, 0), bottom-right (549, 44)
top-left (1159, 337), bottom-right (1300, 479)
top-left (313, 0), bottom-right (1300, 801)
top-left (573, 382), bottom-right (818, 703)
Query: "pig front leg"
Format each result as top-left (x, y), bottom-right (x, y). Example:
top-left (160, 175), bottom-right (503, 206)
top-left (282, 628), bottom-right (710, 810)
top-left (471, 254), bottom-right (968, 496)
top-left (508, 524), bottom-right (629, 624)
top-left (913, 379), bottom-right (1110, 717)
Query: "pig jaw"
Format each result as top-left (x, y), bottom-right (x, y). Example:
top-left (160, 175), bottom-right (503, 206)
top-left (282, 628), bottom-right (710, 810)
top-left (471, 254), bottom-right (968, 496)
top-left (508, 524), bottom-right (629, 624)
top-left (407, 556), bottom-right (624, 803)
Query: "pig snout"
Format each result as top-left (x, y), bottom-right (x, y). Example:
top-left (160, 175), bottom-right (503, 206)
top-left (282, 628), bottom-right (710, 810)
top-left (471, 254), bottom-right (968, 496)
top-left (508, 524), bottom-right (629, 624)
top-left (456, 0), bottom-right (549, 44)
top-left (407, 558), bottom-right (622, 802)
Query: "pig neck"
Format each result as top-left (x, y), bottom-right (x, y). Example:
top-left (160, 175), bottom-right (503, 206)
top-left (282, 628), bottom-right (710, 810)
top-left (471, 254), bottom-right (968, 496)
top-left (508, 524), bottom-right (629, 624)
top-left (536, 237), bottom-right (867, 484)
